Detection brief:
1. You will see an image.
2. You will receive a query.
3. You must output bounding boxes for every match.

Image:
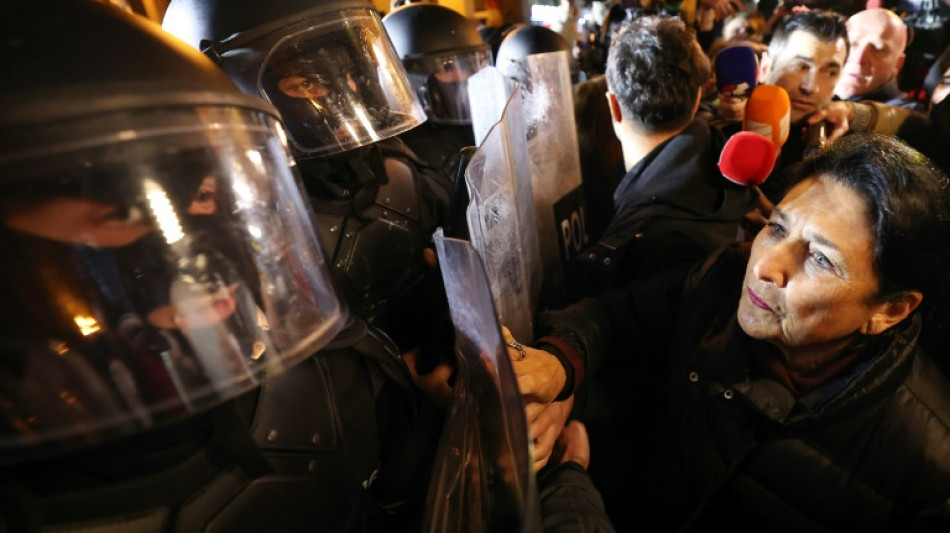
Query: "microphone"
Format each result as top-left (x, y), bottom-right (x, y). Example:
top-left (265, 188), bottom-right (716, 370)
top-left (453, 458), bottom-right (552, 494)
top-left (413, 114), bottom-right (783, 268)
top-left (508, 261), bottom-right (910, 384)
top-left (718, 131), bottom-right (777, 186)
top-left (743, 84), bottom-right (790, 149)
top-left (714, 45), bottom-right (758, 98)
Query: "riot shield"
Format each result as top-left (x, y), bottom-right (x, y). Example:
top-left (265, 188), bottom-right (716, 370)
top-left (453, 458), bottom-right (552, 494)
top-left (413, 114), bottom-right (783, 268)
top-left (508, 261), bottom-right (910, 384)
top-left (424, 229), bottom-right (540, 533)
top-left (501, 50), bottom-right (587, 308)
top-left (465, 67), bottom-right (540, 342)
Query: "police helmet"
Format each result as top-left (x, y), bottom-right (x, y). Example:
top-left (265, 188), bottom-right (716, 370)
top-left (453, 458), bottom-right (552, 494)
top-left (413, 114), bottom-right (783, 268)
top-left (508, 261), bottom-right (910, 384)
top-left (383, 3), bottom-right (492, 125)
top-left (494, 23), bottom-right (574, 85)
top-left (163, 0), bottom-right (425, 156)
top-left (0, 0), bottom-right (346, 462)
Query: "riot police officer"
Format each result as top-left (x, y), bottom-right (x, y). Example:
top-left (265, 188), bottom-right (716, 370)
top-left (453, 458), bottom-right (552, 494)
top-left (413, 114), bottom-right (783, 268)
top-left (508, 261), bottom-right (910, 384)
top-left (382, 3), bottom-right (492, 175)
top-left (0, 0), bottom-right (427, 530)
top-left (494, 23), bottom-right (579, 85)
top-left (162, 0), bottom-right (454, 369)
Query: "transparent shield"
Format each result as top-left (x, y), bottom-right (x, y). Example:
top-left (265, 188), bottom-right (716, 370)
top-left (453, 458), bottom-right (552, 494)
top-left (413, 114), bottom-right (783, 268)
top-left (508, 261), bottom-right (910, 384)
top-left (258, 10), bottom-right (425, 155)
top-left (0, 106), bottom-right (346, 460)
top-left (425, 229), bottom-right (539, 533)
top-left (514, 51), bottom-right (586, 306)
top-left (464, 71), bottom-right (540, 342)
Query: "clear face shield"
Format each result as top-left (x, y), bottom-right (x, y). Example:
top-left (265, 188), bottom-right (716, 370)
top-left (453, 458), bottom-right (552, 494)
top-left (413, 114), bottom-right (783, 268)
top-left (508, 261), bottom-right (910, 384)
top-left (404, 48), bottom-right (492, 125)
top-left (251, 9), bottom-right (425, 155)
top-left (0, 105), bottom-right (346, 461)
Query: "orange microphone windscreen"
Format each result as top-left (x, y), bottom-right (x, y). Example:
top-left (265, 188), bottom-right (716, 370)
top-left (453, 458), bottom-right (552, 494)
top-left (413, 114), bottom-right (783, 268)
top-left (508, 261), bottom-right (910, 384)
top-left (743, 84), bottom-right (790, 149)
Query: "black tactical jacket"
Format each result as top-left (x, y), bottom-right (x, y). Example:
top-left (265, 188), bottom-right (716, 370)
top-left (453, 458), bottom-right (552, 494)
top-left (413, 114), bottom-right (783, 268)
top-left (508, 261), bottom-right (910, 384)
top-left (541, 244), bottom-right (950, 531)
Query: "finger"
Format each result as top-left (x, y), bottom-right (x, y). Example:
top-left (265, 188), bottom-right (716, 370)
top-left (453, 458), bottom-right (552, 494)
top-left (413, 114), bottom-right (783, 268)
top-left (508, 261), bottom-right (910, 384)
top-left (529, 398), bottom-right (572, 444)
top-left (422, 247), bottom-right (438, 269)
top-left (534, 455), bottom-right (550, 472)
top-left (807, 109), bottom-right (826, 124)
top-left (525, 401), bottom-right (545, 423)
top-left (826, 120), bottom-right (848, 141)
top-left (403, 348), bottom-right (419, 373)
top-left (531, 421), bottom-right (561, 471)
top-left (558, 420), bottom-right (591, 470)
top-left (743, 210), bottom-right (768, 228)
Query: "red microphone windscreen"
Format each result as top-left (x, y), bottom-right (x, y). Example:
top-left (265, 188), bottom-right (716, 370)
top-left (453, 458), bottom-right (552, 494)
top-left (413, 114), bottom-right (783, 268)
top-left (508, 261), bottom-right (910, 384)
top-left (719, 131), bottom-right (777, 186)
top-left (743, 84), bottom-right (790, 149)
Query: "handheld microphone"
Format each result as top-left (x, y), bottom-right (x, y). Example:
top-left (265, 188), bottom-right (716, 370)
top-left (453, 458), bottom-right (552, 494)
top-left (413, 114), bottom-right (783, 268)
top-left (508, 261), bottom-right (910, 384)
top-left (714, 45), bottom-right (758, 98)
top-left (743, 84), bottom-right (790, 149)
top-left (719, 131), bottom-right (777, 186)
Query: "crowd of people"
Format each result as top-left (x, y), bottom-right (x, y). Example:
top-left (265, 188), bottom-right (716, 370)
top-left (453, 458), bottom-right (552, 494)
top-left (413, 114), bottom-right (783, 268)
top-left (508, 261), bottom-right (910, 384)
top-left (2, 0), bottom-right (950, 531)
top-left (529, 0), bottom-right (950, 530)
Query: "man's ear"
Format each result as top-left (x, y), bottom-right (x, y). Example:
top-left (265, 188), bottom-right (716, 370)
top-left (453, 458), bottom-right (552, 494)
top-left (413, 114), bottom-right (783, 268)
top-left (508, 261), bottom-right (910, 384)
top-left (894, 53), bottom-right (906, 77)
top-left (861, 291), bottom-right (923, 335)
top-left (606, 91), bottom-right (623, 123)
top-left (758, 50), bottom-right (771, 83)
top-left (693, 86), bottom-right (703, 116)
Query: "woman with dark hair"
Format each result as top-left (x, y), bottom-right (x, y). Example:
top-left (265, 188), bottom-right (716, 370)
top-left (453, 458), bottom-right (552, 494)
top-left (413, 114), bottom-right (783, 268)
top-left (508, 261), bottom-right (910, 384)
top-left (506, 134), bottom-right (950, 530)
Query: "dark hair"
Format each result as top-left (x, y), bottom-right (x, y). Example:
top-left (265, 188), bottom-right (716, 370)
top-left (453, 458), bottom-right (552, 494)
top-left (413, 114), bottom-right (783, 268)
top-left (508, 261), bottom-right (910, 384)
top-left (768, 10), bottom-right (849, 62)
top-left (604, 15), bottom-right (710, 133)
top-left (785, 134), bottom-right (950, 304)
top-left (573, 74), bottom-right (624, 242)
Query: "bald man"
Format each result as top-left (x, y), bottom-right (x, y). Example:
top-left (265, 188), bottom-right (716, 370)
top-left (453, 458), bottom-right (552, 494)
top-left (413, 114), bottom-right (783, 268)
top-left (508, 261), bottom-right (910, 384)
top-left (835, 8), bottom-right (926, 110)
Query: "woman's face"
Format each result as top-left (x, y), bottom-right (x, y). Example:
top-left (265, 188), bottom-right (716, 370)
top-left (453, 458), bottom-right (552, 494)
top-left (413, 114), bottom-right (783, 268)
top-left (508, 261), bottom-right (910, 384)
top-left (737, 176), bottom-right (891, 366)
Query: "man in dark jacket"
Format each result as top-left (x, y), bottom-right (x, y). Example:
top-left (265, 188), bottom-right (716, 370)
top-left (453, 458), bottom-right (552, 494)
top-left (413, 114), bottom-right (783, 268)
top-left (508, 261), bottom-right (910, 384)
top-left (562, 16), bottom-right (757, 517)
top-left (510, 134), bottom-right (950, 531)
top-left (567, 14), bottom-right (757, 299)
top-left (754, 10), bottom-right (850, 203)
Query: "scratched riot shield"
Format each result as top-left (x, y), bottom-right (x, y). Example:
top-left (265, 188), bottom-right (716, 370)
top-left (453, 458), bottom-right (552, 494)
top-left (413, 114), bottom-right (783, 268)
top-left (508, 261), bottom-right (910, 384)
top-left (499, 50), bottom-right (587, 308)
top-left (425, 229), bottom-right (540, 533)
top-left (465, 67), bottom-right (540, 342)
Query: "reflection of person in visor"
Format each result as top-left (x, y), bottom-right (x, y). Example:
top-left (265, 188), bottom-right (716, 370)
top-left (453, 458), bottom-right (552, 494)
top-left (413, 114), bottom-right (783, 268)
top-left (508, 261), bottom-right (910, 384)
top-left (276, 69), bottom-right (360, 146)
top-left (422, 56), bottom-right (476, 124)
top-left (6, 198), bottom-right (153, 248)
top-left (263, 36), bottom-right (394, 154)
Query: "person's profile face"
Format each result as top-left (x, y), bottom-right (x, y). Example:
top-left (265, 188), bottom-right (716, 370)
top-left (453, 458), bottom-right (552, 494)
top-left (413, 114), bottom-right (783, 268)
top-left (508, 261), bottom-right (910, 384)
top-left (737, 176), bottom-right (883, 362)
top-left (432, 58), bottom-right (472, 83)
top-left (766, 31), bottom-right (847, 124)
top-left (932, 68), bottom-right (950, 110)
top-left (277, 72), bottom-right (359, 101)
top-left (836, 11), bottom-right (905, 99)
top-left (5, 197), bottom-right (152, 248)
top-left (171, 283), bottom-right (238, 331)
top-left (278, 75), bottom-right (332, 99)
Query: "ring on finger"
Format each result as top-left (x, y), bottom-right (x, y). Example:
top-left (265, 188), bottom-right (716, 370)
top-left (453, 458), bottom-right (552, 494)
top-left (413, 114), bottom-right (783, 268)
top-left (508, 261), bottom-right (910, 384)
top-left (507, 340), bottom-right (527, 361)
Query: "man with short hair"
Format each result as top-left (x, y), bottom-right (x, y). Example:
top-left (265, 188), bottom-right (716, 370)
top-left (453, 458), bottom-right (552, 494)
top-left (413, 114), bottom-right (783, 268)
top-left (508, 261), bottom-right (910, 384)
top-left (755, 9), bottom-right (849, 202)
top-left (569, 14), bottom-right (756, 296)
top-left (566, 17), bottom-right (758, 523)
top-left (835, 8), bottom-right (925, 111)
top-left (761, 10), bottom-right (849, 127)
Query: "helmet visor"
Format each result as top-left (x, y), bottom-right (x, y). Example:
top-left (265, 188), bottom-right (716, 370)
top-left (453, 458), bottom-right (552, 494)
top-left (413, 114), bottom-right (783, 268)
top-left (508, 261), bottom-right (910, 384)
top-left (0, 105), bottom-right (346, 460)
top-left (405, 48), bottom-right (492, 125)
top-left (259, 10), bottom-right (425, 154)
